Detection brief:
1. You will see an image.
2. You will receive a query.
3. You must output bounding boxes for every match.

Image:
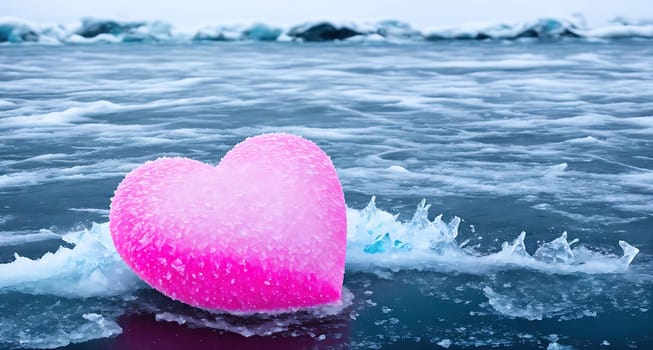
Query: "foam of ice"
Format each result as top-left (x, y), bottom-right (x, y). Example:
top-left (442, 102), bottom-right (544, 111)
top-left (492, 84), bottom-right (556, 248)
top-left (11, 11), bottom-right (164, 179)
top-left (531, 203), bottom-right (642, 225)
top-left (0, 43), bottom-right (649, 222)
top-left (340, 157), bottom-right (653, 218)
top-left (0, 97), bottom-right (229, 131)
top-left (0, 99), bottom-right (15, 107)
top-left (0, 159), bottom-right (141, 190)
top-left (0, 229), bottom-right (59, 246)
top-left (68, 208), bottom-right (110, 216)
top-left (0, 100), bottom-right (119, 128)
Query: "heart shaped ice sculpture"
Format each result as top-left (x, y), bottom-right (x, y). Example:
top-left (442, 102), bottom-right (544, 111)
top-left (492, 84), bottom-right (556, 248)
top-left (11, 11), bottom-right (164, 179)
top-left (109, 133), bottom-right (347, 312)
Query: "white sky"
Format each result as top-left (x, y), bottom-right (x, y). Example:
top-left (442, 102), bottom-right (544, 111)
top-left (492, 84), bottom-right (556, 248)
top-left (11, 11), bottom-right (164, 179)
top-left (3, 0), bottom-right (652, 27)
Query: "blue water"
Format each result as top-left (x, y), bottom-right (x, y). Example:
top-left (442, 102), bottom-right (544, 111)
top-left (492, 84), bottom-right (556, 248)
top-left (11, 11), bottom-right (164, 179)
top-left (1, 38), bottom-right (652, 349)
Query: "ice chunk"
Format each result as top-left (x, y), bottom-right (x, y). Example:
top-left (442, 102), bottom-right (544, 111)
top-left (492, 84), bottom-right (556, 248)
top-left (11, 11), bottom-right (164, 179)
top-left (533, 232), bottom-right (578, 264)
top-left (287, 22), bottom-right (361, 41)
top-left (547, 341), bottom-right (574, 350)
top-left (619, 240), bottom-right (639, 266)
top-left (0, 222), bottom-right (142, 297)
top-left (483, 287), bottom-right (546, 321)
top-left (500, 232), bottom-right (529, 257)
top-left (363, 233), bottom-right (411, 254)
top-left (364, 233), bottom-right (392, 254)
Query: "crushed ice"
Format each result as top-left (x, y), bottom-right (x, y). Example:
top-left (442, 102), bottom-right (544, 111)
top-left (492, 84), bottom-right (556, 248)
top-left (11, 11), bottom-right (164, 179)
top-left (346, 197), bottom-right (638, 274)
top-left (0, 222), bottom-right (143, 297)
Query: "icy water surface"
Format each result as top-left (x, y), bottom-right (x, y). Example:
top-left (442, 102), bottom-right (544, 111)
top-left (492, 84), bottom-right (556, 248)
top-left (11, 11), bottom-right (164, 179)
top-left (1, 40), bottom-right (652, 349)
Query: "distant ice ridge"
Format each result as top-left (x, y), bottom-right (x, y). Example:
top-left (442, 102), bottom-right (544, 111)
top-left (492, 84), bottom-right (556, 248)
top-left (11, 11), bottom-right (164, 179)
top-left (346, 197), bottom-right (639, 274)
top-left (1, 16), bottom-right (652, 44)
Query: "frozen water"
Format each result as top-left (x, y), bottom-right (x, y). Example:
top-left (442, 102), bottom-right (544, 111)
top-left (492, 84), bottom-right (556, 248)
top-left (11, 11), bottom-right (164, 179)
top-left (0, 32), bottom-right (651, 348)
top-left (533, 232), bottom-right (577, 264)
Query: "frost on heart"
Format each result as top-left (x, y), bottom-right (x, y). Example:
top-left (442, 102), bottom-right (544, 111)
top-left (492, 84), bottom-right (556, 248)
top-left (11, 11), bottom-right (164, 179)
top-left (109, 134), bottom-right (348, 312)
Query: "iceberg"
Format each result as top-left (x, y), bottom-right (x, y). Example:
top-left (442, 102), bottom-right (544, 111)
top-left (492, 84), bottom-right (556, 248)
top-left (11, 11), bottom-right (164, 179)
top-left (423, 18), bottom-right (582, 41)
top-left (193, 23), bottom-right (282, 41)
top-left (0, 19), bottom-right (39, 43)
top-left (288, 22), bottom-right (361, 41)
top-left (74, 18), bottom-right (172, 42)
top-left (0, 17), bottom-right (66, 44)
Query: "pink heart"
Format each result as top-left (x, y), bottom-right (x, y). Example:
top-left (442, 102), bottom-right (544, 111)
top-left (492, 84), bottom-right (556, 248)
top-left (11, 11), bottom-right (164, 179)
top-left (109, 133), bottom-right (347, 312)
